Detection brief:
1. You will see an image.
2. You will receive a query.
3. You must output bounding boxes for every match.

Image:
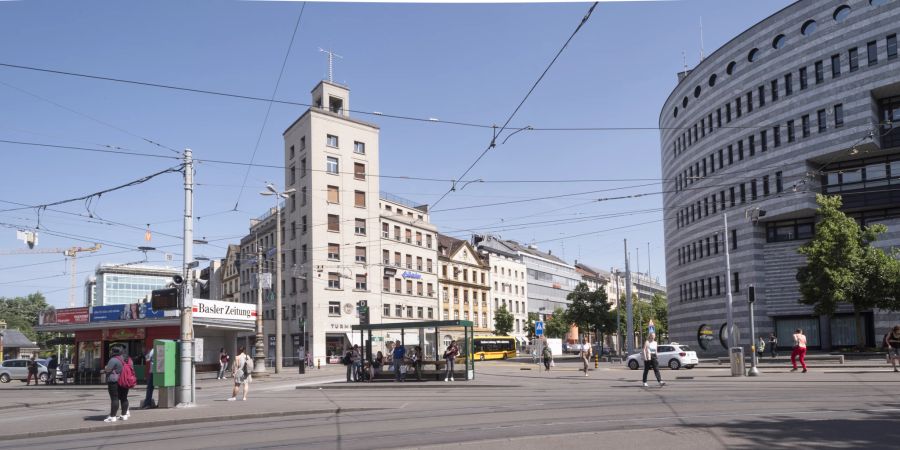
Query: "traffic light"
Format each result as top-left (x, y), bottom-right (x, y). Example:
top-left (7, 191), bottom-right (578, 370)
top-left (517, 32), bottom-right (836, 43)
top-left (748, 285), bottom-right (756, 304)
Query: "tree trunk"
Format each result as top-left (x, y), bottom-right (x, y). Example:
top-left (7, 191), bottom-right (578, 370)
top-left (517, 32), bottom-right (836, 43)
top-left (854, 308), bottom-right (865, 351)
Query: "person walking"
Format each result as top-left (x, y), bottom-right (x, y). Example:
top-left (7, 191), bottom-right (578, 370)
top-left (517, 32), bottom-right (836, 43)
top-left (26, 355), bottom-right (39, 386)
top-left (790, 328), bottom-right (808, 373)
top-left (46, 355), bottom-right (58, 385)
top-left (768, 333), bottom-right (778, 359)
top-left (392, 341), bottom-right (406, 382)
top-left (884, 325), bottom-right (900, 373)
top-left (443, 340), bottom-right (459, 382)
top-left (641, 332), bottom-right (665, 387)
top-left (228, 347), bottom-right (252, 401)
top-left (103, 346), bottom-right (132, 422)
top-left (217, 348), bottom-right (230, 380)
top-left (757, 336), bottom-right (766, 360)
top-left (541, 342), bottom-right (553, 371)
top-left (142, 346), bottom-right (156, 409)
top-left (580, 337), bottom-right (592, 376)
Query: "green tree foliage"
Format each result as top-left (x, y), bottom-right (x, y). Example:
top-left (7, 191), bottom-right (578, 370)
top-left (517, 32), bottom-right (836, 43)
top-left (797, 194), bottom-right (900, 347)
top-left (0, 292), bottom-right (50, 347)
top-left (616, 293), bottom-right (669, 343)
top-left (493, 305), bottom-right (514, 336)
top-left (565, 282), bottom-right (616, 347)
top-left (524, 312), bottom-right (538, 340)
top-left (544, 307), bottom-right (569, 339)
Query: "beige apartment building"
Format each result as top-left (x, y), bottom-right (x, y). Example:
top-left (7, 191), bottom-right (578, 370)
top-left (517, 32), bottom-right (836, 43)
top-left (437, 234), bottom-right (492, 333)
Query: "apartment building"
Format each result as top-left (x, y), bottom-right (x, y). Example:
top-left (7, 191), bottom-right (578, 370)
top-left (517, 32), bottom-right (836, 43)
top-left (437, 234), bottom-right (492, 333)
top-left (474, 235), bottom-right (528, 342)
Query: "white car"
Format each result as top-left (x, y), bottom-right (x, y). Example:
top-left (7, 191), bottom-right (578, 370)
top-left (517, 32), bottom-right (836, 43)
top-left (625, 343), bottom-right (699, 370)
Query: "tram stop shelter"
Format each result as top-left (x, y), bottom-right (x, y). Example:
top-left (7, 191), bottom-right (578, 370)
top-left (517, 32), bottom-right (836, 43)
top-left (351, 320), bottom-right (474, 380)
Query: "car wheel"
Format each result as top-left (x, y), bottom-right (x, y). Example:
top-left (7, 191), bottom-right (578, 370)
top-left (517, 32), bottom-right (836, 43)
top-left (668, 359), bottom-right (681, 370)
top-left (0, 373), bottom-right (9, 383)
top-left (627, 359), bottom-right (639, 370)
top-left (39, 373), bottom-right (49, 383)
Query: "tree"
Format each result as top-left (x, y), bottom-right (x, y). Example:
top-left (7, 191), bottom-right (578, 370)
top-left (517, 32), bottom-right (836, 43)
top-left (797, 194), bottom-right (900, 348)
top-left (565, 283), bottom-right (616, 350)
top-left (524, 312), bottom-right (538, 340)
top-left (493, 305), bottom-right (514, 336)
top-left (0, 292), bottom-right (50, 348)
top-left (650, 293), bottom-right (669, 340)
top-left (544, 307), bottom-right (569, 339)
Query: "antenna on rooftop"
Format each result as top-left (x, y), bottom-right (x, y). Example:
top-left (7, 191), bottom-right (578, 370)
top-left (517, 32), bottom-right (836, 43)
top-left (318, 48), bottom-right (343, 82)
top-left (699, 16), bottom-right (705, 62)
top-left (682, 51), bottom-right (688, 74)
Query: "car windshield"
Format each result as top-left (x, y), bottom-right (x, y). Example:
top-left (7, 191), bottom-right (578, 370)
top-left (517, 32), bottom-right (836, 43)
top-left (677, 345), bottom-right (692, 351)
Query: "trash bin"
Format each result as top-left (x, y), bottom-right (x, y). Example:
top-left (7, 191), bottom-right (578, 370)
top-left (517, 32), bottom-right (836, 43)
top-left (298, 362), bottom-right (305, 374)
top-left (730, 347), bottom-right (745, 377)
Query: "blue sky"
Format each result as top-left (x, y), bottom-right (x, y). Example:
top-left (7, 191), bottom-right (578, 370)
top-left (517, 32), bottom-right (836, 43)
top-left (0, 0), bottom-right (792, 307)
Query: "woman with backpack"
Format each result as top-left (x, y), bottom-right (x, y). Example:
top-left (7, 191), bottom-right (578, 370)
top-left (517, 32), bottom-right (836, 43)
top-left (103, 346), bottom-right (136, 422)
top-left (228, 347), bottom-right (252, 401)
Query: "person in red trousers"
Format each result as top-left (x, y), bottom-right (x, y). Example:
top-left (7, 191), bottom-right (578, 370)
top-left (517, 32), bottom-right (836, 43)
top-left (790, 328), bottom-right (808, 373)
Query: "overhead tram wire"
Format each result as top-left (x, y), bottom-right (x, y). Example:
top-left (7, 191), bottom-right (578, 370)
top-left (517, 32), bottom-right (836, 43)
top-left (233, 2), bottom-right (307, 210)
top-left (428, 1), bottom-right (600, 211)
top-left (0, 79), bottom-right (180, 156)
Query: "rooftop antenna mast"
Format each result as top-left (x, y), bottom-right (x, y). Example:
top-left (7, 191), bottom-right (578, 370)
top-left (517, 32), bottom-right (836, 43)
top-left (682, 51), bottom-right (688, 74)
top-left (700, 16), bottom-right (705, 62)
top-left (318, 48), bottom-right (343, 82)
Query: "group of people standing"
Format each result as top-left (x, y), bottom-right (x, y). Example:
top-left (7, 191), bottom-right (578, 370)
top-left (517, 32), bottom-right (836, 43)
top-left (343, 340), bottom-right (460, 383)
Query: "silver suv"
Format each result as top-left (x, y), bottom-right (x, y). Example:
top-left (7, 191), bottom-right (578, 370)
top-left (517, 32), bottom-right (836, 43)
top-left (0, 359), bottom-right (49, 383)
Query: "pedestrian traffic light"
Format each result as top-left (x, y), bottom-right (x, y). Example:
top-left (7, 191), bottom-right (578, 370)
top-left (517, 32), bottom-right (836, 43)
top-left (748, 285), bottom-right (756, 304)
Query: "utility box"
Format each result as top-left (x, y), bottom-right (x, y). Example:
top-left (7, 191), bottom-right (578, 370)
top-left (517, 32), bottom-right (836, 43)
top-left (153, 339), bottom-right (177, 387)
top-left (729, 347), bottom-right (745, 377)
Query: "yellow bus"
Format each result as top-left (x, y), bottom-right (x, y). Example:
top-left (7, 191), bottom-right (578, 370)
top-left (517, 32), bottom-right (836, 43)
top-left (473, 336), bottom-right (518, 360)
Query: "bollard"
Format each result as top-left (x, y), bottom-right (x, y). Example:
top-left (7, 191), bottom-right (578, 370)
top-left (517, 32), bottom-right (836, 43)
top-left (317, 358), bottom-right (321, 370)
top-left (594, 354), bottom-right (599, 369)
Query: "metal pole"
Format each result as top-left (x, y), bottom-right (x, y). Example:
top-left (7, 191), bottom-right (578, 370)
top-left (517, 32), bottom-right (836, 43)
top-left (253, 243), bottom-right (267, 375)
top-left (624, 240), bottom-right (634, 355)
top-left (178, 148), bottom-right (195, 407)
top-left (275, 205), bottom-right (283, 374)
top-left (748, 294), bottom-right (760, 376)
top-left (613, 268), bottom-right (621, 355)
top-left (723, 213), bottom-right (735, 348)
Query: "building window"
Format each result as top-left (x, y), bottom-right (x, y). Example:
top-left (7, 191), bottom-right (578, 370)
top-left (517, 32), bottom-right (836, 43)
top-left (758, 85), bottom-right (765, 107)
top-left (328, 301), bottom-right (340, 316)
top-left (784, 73), bottom-right (793, 96)
top-left (868, 41), bottom-right (878, 66)
top-left (831, 54), bottom-right (841, 78)
top-left (770, 79), bottom-right (778, 101)
top-left (327, 214), bottom-right (339, 232)
top-left (888, 34), bottom-right (898, 60)
top-left (428, 307), bottom-right (434, 319)
top-left (799, 67), bottom-right (807, 90)
top-left (760, 129), bottom-right (767, 152)
top-left (801, 20), bottom-right (817, 36)
top-left (801, 115), bottom-right (810, 138)
top-left (732, 272), bottom-right (740, 293)
top-left (300, 158), bottom-right (307, 178)
top-left (817, 109), bottom-right (827, 133)
top-left (849, 47), bottom-right (859, 72)
top-left (383, 303), bottom-right (390, 316)
top-left (327, 185), bottom-right (339, 204)
top-left (326, 134), bottom-right (339, 148)
top-left (354, 163), bottom-right (366, 180)
top-left (396, 305), bottom-right (402, 317)
top-left (355, 246), bottom-right (366, 263)
top-left (354, 141), bottom-right (365, 154)
top-left (354, 190), bottom-right (366, 208)
top-left (773, 126), bottom-right (781, 147)
top-left (355, 274), bottom-right (367, 290)
top-left (814, 60), bottom-right (824, 84)
top-left (787, 120), bottom-right (795, 143)
top-left (766, 219), bottom-right (816, 242)
top-left (289, 165), bottom-right (296, 185)
top-left (355, 218), bottom-right (366, 235)
top-left (776, 171), bottom-right (783, 193)
top-left (763, 175), bottom-right (770, 196)
top-left (301, 187), bottom-right (307, 206)
top-left (833, 5), bottom-right (851, 22)
top-left (328, 243), bottom-right (339, 261)
top-left (406, 306), bottom-right (413, 318)
top-left (326, 156), bottom-right (339, 174)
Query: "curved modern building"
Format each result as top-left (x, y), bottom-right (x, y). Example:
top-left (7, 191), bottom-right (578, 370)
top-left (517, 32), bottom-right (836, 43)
top-left (660, 0), bottom-right (900, 353)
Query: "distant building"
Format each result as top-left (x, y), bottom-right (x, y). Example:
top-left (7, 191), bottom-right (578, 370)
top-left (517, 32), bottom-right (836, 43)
top-left (0, 328), bottom-right (39, 360)
top-left (83, 276), bottom-right (97, 307)
top-left (438, 234), bottom-right (492, 333)
top-left (92, 264), bottom-right (179, 306)
top-left (499, 240), bottom-right (581, 321)
top-left (474, 235), bottom-right (528, 342)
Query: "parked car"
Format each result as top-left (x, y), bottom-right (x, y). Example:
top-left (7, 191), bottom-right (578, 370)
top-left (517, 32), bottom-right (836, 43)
top-left (36, 359), bottom-right (64, 381)
top-left (564, 343), bottom-right (583, 355)
top-left (0, 358), bottom-right (50, 383)
top-left (624, 343), bottom-right (699, 370)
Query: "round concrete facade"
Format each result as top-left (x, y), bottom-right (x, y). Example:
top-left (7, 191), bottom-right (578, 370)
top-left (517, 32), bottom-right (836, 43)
top-left (659, 0), bottom-right (900, 354)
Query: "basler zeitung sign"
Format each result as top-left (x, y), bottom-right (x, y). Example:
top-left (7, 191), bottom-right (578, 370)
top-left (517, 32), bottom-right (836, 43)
top-left (191, 299), bottom-right (257, 321)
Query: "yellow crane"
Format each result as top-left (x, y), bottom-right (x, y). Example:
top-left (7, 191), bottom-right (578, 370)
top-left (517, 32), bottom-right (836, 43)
top-left (0, 244), bottom-right (102, 306)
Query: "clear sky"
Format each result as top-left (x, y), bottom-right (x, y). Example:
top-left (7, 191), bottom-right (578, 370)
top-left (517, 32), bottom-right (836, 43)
top-left (0, 0), bottom-right (793, 307)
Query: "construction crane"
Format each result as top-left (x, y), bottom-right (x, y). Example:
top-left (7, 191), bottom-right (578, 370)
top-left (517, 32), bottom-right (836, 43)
top-left (0, 244), bottom-right (102, 307)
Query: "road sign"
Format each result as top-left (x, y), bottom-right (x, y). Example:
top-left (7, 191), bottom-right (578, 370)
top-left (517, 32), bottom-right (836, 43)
top-left (535, 321), bottom-right (544, 337)
top-left (648, 319), bottom-right (656, 335)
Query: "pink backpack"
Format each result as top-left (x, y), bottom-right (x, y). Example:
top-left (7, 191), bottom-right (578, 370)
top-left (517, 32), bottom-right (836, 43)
top-left (116, 356), bottom-right (137, 389)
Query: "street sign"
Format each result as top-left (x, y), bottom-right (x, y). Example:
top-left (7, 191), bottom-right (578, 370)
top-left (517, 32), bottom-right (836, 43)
top-left (535, 321), bottom-right (544, 337)
top-left (648, 319), bottom-right (656, 335)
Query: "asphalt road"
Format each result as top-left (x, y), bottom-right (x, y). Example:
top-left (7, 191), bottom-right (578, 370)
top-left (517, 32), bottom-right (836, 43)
top-left (2, 360), bottom-right (900, 449)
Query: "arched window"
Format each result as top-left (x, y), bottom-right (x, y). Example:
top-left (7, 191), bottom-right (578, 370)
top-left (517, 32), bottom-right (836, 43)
top-left (708, 73), bottom-right (717, 87)
top-left (674, 107), bottom-right (679, 118)
top-left (747, 48), bottom-right (759, 62)
top-left (693, 86), bottom-right (701, 98)
top-left (801, 20), bottom-right (818, 36)
top-left (772, 34), bottom-right (786, 49)
top-left (833, 5), bottom-right (851, 22)
top-left (682, 97), bottom-right (689, 108)
top-left (870, 0), bottom-right (889, 7)
top-left (726, 61), bottom-right (736, 75)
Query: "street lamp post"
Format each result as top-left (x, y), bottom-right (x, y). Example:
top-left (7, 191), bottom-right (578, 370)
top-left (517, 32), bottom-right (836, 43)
top-left (261, 183), bottom-right (295, 374)
top-left (253, 242), bottom-right (267, 375)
